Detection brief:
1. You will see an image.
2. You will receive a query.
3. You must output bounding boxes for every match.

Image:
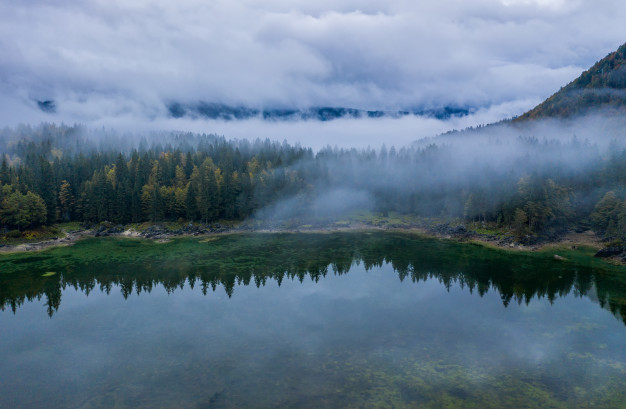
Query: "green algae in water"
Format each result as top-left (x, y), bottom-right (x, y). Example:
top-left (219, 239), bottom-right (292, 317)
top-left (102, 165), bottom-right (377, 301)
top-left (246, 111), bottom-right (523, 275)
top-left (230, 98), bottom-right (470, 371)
top-left (0, 232), bottom-right (625, 408)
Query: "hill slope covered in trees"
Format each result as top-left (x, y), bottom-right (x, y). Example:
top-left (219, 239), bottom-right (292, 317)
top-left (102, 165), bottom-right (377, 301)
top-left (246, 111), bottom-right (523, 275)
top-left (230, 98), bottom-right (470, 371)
top-left (515, 42), bottom-right (626, 121)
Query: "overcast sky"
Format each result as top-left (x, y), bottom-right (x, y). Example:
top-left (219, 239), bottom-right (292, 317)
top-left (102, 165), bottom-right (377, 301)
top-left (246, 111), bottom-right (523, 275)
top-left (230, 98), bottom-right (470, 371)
top-left (0, 0), bottom-right (625, 140)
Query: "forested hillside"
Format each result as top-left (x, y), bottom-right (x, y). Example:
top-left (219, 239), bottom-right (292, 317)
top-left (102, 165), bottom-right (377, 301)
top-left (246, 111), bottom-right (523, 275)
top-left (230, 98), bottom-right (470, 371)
top-left (1, 124), bottom-right (624, 243)
top-left (516, 42), bottom-right (626, 121)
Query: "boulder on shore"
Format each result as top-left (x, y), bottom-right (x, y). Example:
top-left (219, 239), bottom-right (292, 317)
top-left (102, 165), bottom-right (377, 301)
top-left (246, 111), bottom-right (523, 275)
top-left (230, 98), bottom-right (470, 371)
top-left (594, 246), bottom-right (625, 258)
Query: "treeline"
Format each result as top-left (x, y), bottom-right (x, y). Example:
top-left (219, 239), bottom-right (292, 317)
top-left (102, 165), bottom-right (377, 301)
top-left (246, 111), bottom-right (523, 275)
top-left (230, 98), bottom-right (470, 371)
top-left (0, 124), bottom-right (625, 242)
top-left (0, 133), bottom-right (311, 227)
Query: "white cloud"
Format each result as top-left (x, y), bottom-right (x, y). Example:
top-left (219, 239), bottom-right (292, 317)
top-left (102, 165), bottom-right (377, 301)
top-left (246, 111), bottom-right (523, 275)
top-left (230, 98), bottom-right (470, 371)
top-left (501, 0), bottom-right (569, 9)
top-left (0, 0), bottom-right (624, 128)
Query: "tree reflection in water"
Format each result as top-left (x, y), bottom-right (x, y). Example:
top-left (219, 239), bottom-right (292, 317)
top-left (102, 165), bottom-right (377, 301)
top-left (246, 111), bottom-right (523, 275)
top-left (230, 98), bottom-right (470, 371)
top-left (0, 232), bottom-right (624, 324)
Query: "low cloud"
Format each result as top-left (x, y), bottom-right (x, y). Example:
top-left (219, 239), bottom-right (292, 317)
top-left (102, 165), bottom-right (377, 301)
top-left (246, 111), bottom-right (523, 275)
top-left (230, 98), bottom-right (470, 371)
top-left (243, 111), bottom-right (625, 223)
top-left (0, 0), bottom-right (624, 127)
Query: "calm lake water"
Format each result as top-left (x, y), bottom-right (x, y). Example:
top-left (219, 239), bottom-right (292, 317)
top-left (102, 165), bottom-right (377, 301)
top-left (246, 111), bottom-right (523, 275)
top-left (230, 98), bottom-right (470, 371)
top-left (1, 232), bottom-right (625, 408)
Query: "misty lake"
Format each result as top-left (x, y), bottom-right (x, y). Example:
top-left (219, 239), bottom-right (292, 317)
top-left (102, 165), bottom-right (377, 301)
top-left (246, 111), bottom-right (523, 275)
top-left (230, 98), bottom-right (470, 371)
top-left (1, 232), bottom-right (625, 408)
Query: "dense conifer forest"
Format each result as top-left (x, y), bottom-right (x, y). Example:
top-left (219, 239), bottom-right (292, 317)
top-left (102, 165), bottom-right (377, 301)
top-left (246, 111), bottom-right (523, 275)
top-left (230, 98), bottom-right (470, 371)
top-left (0, 123), bottom-right (624, 243)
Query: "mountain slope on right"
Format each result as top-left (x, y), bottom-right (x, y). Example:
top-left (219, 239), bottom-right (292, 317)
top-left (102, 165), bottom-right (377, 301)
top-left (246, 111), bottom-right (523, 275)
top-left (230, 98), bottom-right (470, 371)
top-left (515, 42), bottom-right (626, 122)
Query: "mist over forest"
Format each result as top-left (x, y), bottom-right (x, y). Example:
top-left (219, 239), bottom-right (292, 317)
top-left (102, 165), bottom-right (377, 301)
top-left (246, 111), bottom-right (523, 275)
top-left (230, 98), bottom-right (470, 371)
top-left (0, 110), bottom-right (624, 245)
top-left (3, 3), bottom-right (626, 409)
top-left (1, 1), bottom-right (626, 248)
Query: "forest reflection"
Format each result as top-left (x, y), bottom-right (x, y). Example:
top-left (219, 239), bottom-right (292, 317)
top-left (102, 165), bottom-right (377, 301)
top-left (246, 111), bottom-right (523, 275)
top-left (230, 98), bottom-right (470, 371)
top-left (0, 233), bottom-right (624, 324)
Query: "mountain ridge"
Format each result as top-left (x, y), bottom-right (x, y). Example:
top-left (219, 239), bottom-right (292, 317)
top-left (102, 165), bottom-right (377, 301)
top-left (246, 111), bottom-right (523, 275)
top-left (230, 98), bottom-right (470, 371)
top-left (165, 102), bottom-right (473, 122)
top-left (515, 42), bottom-right (626, 121)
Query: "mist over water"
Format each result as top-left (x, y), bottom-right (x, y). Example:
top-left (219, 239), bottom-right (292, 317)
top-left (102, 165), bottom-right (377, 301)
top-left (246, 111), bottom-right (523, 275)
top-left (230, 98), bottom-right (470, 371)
top-left (1, 233), bottom-right (625, 408)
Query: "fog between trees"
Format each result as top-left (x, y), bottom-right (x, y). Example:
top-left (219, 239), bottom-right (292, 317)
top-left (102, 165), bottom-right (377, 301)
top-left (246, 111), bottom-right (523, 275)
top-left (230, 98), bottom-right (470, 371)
top-left (0, 114), bottom-right (624, 242)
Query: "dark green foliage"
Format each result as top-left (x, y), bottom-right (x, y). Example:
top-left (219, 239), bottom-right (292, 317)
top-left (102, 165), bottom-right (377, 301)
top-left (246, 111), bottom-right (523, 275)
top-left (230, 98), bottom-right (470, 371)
top-left (5, 229), bottom-right (21, 238)
top-left (0, 189), bottom-right (47, 230)
top-left (185, 183), bottom-right (198, 221)
top-left (58, 180), bottom-right (73, 222)
top-left (591, 191), bottom-right (626, 240)
top-left (113, 153), bottom-right (132, 223)
top-left (0, 124), bottom-right (625, 243)
top-left (0, 157), bottom-right (9, 185)
top-left (515, 176), bottom-right (572, 233)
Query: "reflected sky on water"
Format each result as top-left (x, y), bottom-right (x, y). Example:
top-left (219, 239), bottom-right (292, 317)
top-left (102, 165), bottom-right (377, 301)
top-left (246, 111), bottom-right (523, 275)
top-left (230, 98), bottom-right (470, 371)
top-left (1, 233), bottom-right (625, 408)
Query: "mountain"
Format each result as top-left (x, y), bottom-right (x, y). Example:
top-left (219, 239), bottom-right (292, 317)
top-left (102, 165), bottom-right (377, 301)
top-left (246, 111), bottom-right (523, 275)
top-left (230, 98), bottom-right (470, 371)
top-left (165, 102), bottom-right (472, 122)
top-left (515, 42), bottom-right (626, 121)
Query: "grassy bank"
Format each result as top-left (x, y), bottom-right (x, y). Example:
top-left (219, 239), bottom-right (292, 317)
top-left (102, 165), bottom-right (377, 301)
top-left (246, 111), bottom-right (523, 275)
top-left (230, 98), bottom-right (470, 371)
top-left (1, 212), bottom-right (621, 266)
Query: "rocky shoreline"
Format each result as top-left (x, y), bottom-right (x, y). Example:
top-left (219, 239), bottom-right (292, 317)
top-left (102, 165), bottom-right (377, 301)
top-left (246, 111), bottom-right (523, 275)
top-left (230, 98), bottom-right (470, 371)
top-left (426, 223), bottom-right (624, 262)
top-left (0, 221), bottom-right (623, 264)
top-left (0, 230), bottom-right (89, 253)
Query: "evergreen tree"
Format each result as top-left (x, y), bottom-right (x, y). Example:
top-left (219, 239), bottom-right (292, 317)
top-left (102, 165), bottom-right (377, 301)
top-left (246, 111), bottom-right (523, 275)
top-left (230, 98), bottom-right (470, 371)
top-left (591, 191), bottom-right (623, 236)
top-left (185, 183), bottom-right (198, 221)
top-left (58, 180), bottom-right (74, 222)
top-left (37, 156), bottom-right (57, 224)
top-left (113, 154), bottom-right (131, 222)
top-left (0, 157), bottom-right (9, 185)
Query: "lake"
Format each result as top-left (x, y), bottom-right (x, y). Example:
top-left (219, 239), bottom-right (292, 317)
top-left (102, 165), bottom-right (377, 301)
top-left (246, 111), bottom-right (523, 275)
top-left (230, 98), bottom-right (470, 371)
top-left (1, 232), bottom-right (625, 408)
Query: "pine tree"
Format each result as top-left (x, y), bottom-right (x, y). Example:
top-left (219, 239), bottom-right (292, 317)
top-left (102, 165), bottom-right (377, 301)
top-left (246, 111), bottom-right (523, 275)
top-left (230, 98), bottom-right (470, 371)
top-left (591, 191), bottom-right (623, 235)
top-left (58, 180), bottom-right (74, 222)
top-left (185, 183), bottom-right (198, 221)
top-left (38, 157), bottom-right (58, 224)
top-left (0, 157), bottom-right (9, 185)
top-left (113, 154), bottom-right (131, 222)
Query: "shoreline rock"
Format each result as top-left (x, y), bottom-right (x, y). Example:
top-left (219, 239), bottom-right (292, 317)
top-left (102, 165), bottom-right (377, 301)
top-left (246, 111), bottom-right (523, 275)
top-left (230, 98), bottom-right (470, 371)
top-left (594, 246), bottom-right (626, 262)
top-left (0, 222), bottom-right (613, 263)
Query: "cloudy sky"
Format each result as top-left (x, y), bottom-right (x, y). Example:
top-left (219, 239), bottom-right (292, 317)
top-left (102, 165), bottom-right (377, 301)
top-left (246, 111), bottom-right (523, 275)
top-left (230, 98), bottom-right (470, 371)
top-left (0, 0), bottom-right (624, 144)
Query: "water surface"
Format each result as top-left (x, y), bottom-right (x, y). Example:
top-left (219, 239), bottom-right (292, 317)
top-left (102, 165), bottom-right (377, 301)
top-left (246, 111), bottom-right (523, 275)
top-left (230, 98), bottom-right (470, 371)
top-left (1, 232), bottom-right (625, 408)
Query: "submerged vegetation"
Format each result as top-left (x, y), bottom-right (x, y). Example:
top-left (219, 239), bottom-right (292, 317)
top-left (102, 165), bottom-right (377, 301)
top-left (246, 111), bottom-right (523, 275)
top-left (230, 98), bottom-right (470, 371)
top-left (2, 231), bottom-right (625, 409)
top-left (1, 232), bottom-right (624, 322)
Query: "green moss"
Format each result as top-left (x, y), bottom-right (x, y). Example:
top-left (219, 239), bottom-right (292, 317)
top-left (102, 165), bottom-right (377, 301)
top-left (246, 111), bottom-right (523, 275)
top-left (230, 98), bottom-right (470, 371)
top-left (55, 221), bottom-right (83, 232)
top-left (0, 231), bottom-right (625, 406)
top-left (467, 221), bottom-right (510, 236)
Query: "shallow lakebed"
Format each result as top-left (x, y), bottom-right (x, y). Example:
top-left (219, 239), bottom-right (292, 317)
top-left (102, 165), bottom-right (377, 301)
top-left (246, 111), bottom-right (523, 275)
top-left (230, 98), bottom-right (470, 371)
top-left (1, 232), bottom-right (625, 408)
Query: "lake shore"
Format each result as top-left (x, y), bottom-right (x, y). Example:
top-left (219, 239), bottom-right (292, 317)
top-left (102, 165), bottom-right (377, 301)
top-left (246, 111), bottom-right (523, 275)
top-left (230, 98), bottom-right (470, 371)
top-left (0, 229), bottom-right (91, 253)
top-left (1, 221), bottom-right (617, 262)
